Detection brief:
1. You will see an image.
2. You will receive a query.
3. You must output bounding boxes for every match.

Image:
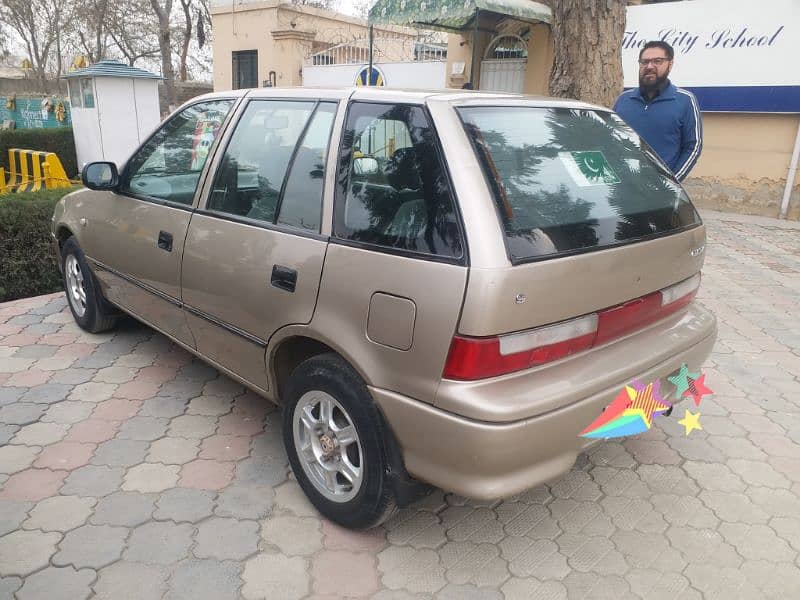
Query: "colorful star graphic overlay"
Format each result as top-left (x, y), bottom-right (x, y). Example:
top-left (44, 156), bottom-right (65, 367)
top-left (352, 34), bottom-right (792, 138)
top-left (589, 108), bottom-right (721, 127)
top-left (678, 409), bottom-right (702, 435)
top-left (683, 373), bottom-right (713, 406)
top-left (626, 380), bottom-right (672, 429)
top-left (667, 363), bottom-right (700, 399)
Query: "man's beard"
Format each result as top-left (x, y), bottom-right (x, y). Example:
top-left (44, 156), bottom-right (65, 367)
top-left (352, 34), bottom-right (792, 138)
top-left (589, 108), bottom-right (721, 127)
top-left (639, 72), bottom-right (669, 92)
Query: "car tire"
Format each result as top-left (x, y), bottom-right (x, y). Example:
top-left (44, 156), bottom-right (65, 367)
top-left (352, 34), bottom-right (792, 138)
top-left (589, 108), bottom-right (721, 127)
top-left (283, 353), bottom-right (397, 529)
top-left (61, 236), bottom-right (118, 333)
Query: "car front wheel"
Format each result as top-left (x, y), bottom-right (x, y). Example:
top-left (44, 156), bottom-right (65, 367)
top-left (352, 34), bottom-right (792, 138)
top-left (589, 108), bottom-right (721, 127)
top-left (283, 353), bottom-right (396, 529)
top-left (61, 236), bottom-right (118, 333)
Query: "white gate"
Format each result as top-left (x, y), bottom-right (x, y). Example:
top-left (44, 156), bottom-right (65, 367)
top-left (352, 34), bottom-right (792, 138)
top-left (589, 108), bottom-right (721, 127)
top-left (479, 34), bottom-right (528, 93)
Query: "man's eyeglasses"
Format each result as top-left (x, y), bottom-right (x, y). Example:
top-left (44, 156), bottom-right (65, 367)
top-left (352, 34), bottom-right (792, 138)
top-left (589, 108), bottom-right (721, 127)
top-left (638, 58), bottom-right (670, 67)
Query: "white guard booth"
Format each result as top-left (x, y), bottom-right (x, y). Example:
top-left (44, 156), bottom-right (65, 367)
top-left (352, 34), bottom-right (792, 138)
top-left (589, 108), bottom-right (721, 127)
top-left (64, 60), bottom-right (163, 171)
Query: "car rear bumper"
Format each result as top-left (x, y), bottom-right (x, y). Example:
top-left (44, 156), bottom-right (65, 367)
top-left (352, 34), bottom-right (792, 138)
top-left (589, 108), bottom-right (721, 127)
top-left (371, 305), bottom-right (716, 500)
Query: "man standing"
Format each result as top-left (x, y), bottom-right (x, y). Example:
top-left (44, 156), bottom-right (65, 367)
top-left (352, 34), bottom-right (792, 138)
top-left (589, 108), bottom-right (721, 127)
top-left (614, 41), bottom-right (702, 181)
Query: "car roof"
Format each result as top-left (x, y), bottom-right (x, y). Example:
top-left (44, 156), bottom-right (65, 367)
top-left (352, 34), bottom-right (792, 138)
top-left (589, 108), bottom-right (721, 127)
top-left (188, 86), bottom-right (608, 113)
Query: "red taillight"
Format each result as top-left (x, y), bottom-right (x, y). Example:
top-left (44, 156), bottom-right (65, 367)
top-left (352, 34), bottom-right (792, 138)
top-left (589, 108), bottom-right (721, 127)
top-left (443, 273), bottom-right (701, 381)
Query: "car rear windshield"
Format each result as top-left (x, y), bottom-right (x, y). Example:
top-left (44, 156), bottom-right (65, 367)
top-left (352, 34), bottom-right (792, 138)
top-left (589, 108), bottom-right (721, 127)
top-left (457, 106), bottom-right (701, 263)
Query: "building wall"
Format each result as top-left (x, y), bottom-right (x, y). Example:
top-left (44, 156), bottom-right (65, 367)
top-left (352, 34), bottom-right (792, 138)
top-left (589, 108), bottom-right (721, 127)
top-left (685, 113), bottom-right (800, 219)
top-left (211, 0), bottom-right (417, 91)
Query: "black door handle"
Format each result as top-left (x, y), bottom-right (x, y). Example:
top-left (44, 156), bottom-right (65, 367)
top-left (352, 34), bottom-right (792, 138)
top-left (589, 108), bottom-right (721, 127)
top-left (158, 230), bottom-right (173, 252)
top-left (271, 265), bottom-right (297, 293)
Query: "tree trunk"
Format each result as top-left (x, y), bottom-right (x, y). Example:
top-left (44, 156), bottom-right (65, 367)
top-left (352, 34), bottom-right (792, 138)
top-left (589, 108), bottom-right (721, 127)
top-left (545, 0), bottom-right (626, 108)
top-left (179, 0), bottom-right (192, 81)
top-left (151, 0), bottom-right (177, 107)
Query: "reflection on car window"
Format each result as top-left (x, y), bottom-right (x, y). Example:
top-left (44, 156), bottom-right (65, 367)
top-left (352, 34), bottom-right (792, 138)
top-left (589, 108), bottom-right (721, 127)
top-left (334, 102), bottom-right (462, 259)
top-left (458, 107), bottom-right (700, 262)
top-left (123, 100), bottom-right (233, 205)
top-left (208, 100), bottom-right (315, 223)
top-left (277, 102), bottom-right (337, 232)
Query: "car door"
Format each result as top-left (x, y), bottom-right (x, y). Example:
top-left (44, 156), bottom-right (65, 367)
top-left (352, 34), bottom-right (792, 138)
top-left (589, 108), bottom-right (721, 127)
top-left (180, 98), bottom-right (338, 390)
top-left (311, 101), bottom-right (469, 406)
top-left (80, 99), bottom-right (236, 346)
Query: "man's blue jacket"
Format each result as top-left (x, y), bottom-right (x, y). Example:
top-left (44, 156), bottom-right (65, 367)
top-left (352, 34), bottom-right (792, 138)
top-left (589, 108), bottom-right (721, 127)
top-left (613, 81), bottom-right (703, 181)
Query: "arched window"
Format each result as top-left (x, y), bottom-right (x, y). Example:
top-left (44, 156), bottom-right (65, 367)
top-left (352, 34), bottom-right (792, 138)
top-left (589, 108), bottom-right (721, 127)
top-left (484, 34), bottom-right (528, 60)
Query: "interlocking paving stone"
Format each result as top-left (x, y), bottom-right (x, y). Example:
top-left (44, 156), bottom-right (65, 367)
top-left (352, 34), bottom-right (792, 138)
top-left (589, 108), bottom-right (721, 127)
top-left (60, 465), bottom-right (125, 497)
top-left (41, 401), bottom-right (93, 424)
top-left (0, 386), bottom-right (26, 406)
top-left (53, 524), bottom-right (128, 569)
top-left (23, 495), bottom-right (96, 532)
top-left (261, 515), bottom-right (323, 557)
top-left (163, 558), bottom-right (241, 600)
top-left (0, 444), bottom-right (41, 474)
top-left (122, 463), bottom-right (179, 493)
top-left (15, 566), bottom-right (95, 600)
top-left (186, 395), bottom-right (233, 416)
top-left (91, 439), bottom-right (149, 468)
top-left (124, 521), bottom-right (194, 565)
top-left (146, 436), bottom-right (200, 465)
top-left (0, 468), bottom-right (67, 502)
top-left (272, 480), bottom-right (319, 517)
top-left (0, 530), bottom-right (62, 576)
top-left (0, 403), bottom-right (46, 425)
top-left (168, 414), bottom-right (218, 439)
top-left (116, 416), bottom-right (169, 441)
top-left (215, 483), bottom-right (274, 520)
top-left (34, 441), bottom-right (95, 470)
top-left (241, 553), bottom-right (308, 600)
top-left (0, 424), bottom-right (18, 445)
top-left (13, 344), bottom-right (58, 359)
top-left (719, 522), bottom-right (797, 562)
top-left (12, 422), bottom-right (69, 446)
top-left (234, 457), bottom-right (288, 487)
top-left (0, 500), bottom-right (33, 536)
top-left (139, 396), bottom-right (189, 419)
top-left (378, 546), bottom-right (447, 594)
top-left (179, 459), bottom-right (234, 490)
top-left (153, 488), bottom-right (215, 523)
top-left (90, 491), bottom-right (156, 527)
top-left (68, 382), bottom-right (117, 402)
top-left (93, 561), bottom-right (169, 600)
top-left (195, 517), bottom-right (260, 561)
top-left (48, 368), bottom-right (96, 385)
top-left (501, 577), bottom-right (568, 600)
top-left (311, 550), bottom-right (380, 597)
top-left (0, 576), bottom-right (23, 598)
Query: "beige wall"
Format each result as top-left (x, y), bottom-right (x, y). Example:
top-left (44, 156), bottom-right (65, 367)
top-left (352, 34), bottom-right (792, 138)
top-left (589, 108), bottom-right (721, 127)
top-left (685, 113), bottom-right (800, 219)
top-left (445, 16), bottom-right (552, 94)
top-left (212, 1), bottom-right (416, 91)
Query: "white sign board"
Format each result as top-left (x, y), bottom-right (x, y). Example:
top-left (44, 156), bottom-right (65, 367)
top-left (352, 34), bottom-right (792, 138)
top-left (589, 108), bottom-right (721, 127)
top-left (623, 0), bottom-right (800, 112)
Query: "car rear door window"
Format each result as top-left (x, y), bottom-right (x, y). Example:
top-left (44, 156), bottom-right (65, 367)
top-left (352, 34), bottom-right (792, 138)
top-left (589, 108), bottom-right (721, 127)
top-left (207, 100), bottom-right (316, 224)
top-left (334, 102), bottom-right (463, 259)
top-left (122, 100), bottom-right (233, 205)
top-left (457, 106), bottom-right (701, 263)
top-left (277, 102), bottom-right (338, 232)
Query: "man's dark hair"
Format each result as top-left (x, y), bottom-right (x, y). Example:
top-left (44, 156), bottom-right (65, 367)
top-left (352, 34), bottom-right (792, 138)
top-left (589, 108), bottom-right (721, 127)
top-left (639, 40), bottom-right (674, 60)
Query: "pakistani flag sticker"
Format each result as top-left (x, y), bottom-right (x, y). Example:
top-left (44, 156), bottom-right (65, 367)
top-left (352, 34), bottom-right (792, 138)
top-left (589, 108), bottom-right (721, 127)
top-left (559, 151), bottom-right (620, 187)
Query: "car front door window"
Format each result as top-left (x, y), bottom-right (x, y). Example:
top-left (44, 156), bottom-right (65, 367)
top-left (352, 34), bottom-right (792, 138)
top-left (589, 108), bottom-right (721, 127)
top-left (122, 100), bottom-right (233, 205)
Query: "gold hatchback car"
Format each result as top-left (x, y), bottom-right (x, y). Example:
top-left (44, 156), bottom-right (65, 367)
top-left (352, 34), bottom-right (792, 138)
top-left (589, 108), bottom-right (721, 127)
top-left (53, 87), bottom-right (716, 528)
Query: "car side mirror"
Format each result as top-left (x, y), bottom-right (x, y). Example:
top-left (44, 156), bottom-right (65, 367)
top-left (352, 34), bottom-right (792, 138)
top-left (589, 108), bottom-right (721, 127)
top-left (82, 161), bottom-right (119, 191)
top-left (353, 156), bottom-right (379, 176)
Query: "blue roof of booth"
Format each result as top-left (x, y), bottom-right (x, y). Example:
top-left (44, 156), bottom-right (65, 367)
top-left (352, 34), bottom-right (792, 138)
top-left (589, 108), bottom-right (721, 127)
top-left (64, 60), bottom-right (162, 80)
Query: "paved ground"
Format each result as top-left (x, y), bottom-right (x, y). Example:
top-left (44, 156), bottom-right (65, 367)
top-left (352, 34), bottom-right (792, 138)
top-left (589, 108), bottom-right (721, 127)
top-left (1, 210), bottom-right (799, 600)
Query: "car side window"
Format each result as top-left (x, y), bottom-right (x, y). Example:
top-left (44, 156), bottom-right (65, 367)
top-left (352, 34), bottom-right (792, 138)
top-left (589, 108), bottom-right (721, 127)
top-left (334, 102), bottom-right (463, 259)
top-left (122, 100), bottom-right (233, 205)
top-left (276, 102), bottom-right (338, 232)
top-left (207, 100), bottom-right (315, 224)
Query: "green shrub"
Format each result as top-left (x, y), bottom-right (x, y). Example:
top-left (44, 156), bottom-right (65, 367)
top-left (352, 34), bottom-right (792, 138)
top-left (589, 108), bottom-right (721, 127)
top-left (0, 128), bottom-right (78, 179)
top-left (0, 187), bottom-right (79, 302)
